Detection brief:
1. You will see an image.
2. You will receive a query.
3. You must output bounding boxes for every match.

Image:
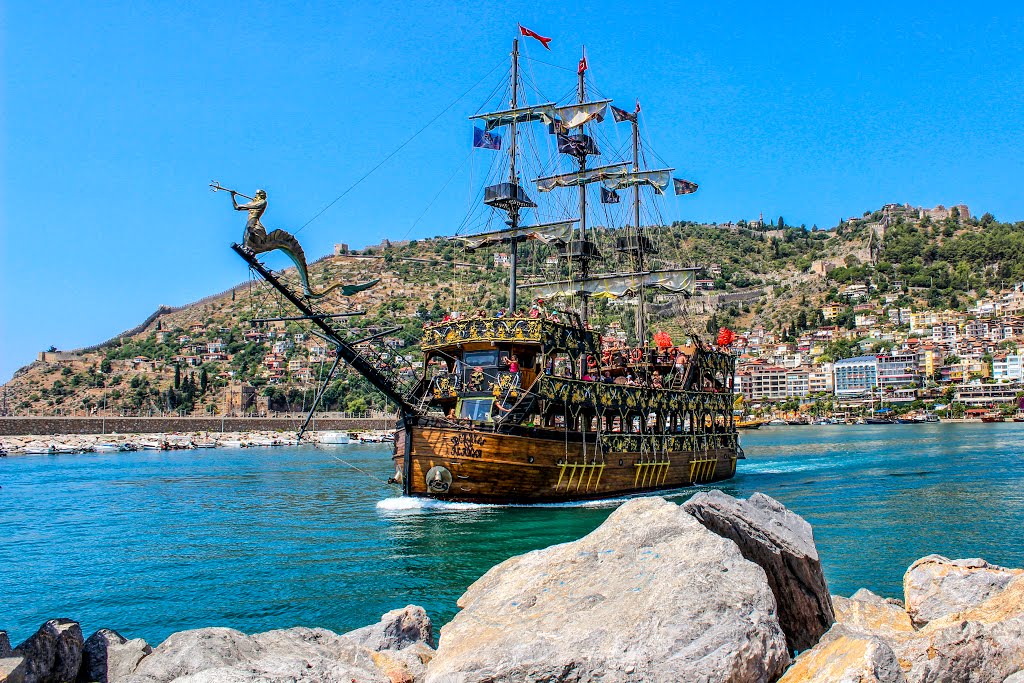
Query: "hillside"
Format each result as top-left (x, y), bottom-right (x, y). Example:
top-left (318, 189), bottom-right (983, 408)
top-left (5, 202), bottom-right (1020, 416)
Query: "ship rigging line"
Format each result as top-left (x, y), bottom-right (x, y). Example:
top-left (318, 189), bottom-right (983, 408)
top-left (294, 59), bottom-right (505, 236)
top-left (322, 451), bottom-right (398, 488)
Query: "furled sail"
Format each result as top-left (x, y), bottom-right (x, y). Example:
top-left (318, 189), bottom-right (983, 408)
top-left (602, 168), bottom-right (673, 195)
top-left (535, 163), bottom-right (630, 193)
top-left (457, 220), bottom-right (577, 250)
top-left (551, 99), bottom-right (611, 129)
top-left (522, 269), bottom-right (697, 299)
top-left (470, 103), bottom-right (558, 131)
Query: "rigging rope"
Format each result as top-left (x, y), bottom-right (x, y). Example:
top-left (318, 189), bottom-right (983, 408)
top-left (294, 59), bottom-right (505, 235)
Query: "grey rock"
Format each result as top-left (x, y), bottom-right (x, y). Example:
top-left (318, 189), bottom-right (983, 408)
top-left (13, 618), bottom-right (85, 683)
top-left (0, 656), bottom-right (27, 683)
top-left (123, 623), bottom-right (427, 683)
top-left (343, 605), bottom-right (434, 650)
top-left (79, 629), bottom-right (152, 683)
top-left (1, 631), bottom-right (11, 657)
top-left (683, 489), bottom-right (835, 653)
top-left (777, 624), bottom-right (906, 683)
top-left (1003, 672), bottom-right (1024, 683)
top-left (425, 496), bottom-right (790, 683)
top-left (904, 554), bottom-right (1023, 627)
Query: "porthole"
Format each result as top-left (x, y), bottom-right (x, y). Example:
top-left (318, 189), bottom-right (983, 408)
top-left (618, 458), bottom-right (624, 466)
top-left (527, 456), bottom-right (535, 463)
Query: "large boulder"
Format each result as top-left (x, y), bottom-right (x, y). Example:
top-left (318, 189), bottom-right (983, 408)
top-left (13, 619), bottom-right (85, 683)
top-left (425, 496), bottom-right (790, 683)
top-left (683, 490), bottom-right (835, 653)
top-left (777, 625), bottom-right (906, 683)
top-left (124, 626), bottom-right (388, 683)
top-left (342, 606), bottom-right (435, 683)
top-left (833, 589), bottom-right (916, 637)
top-left (890, 574), bottom-right (1024, 683)
top-left (0, 656), bottom-right (27, 683)
top-left (123, 608), bottom-right (437, 683)
top-left (904, 555), bottom-right (1023, 627)
top-left (1, 631), bottom-right (11, 656)
top-left (79, 629), bottom-right (152, 683)
top-left (343, 605), bottom-right (435, 651)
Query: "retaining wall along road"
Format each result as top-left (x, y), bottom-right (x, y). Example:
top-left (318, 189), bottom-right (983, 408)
top-left (0, 416), bottom-right (397, 436)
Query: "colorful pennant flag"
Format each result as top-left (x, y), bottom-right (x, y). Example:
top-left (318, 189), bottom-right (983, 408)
top-left (518, 25), bottom-right (552, 50)
top-left (600, 187), bottom-right (620, 204)
top-left (673, 178), bottom-right (698, 195)
top-left (473, 127), bottom-right (502, 150)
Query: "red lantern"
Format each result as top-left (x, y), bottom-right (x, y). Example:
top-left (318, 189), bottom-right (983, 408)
top-left (716, 327), bottom-right (735, 347)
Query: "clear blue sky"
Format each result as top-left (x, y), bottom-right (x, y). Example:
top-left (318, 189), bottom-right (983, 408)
top-left (3, 2), bottom-right (1023, 383)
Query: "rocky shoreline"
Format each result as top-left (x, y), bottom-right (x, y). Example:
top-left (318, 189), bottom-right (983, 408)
top-left (0, 430), bottom-right (393, 455)
top-left (3, 491), bottom-right (1023, 682)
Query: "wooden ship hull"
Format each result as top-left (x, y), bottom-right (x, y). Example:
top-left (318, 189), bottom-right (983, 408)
top-left (393, 422), bottom-right (737, 504)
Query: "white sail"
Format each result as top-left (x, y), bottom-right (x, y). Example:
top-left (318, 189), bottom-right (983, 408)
top-left (470, 103), bottom-right (558, 131)
top-left (603, 168), bottom-right (674, 195)
top-left (551, 99), bottom-right (611, 129)
top-left (535, 163), bottom-right (630, 193)
top-left (458, 220), bottom-right (577, 250)
top-left (523, 269), bottom-right (698, 299)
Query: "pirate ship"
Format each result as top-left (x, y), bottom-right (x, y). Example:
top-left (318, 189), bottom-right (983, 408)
top-left (229, 30), bottom-right (740, 503)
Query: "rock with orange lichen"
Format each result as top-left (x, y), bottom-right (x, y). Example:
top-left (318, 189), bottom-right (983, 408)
top-left (904, 555), bottom-right (1024, 628)
top-left (833, 589), bottom-right (916, 638)
top-left (777, 625), bottom-right (906, 683)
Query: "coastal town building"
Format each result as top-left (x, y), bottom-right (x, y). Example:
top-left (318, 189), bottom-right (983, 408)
top-left (833, 356), bottom-right (878, 397)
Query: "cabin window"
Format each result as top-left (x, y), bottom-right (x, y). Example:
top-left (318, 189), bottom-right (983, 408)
top-left (631, 415), bottom-right (642, 433)
top-left (458, 398), bottom-right (494, 422)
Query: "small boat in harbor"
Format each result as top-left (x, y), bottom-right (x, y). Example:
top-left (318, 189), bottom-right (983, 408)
top-left (735, 419), bottom-right (765, 430)
top-left (194, 441), bottom-right (217, 448)
top-left (981, 412), bottom-right (1005, 423)
top-left (94, 443), bottom-right (121, 452)
top-left (767, 419), bottom-right (788, 426)
top-left (318, 431), bottom-right (351, 445)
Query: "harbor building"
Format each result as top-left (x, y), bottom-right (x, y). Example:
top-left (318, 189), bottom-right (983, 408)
top-left (833, 355), bottom-right (878, 397)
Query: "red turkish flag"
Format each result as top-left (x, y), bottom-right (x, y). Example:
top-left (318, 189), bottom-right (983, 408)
top-left (578, 55), bottom-right (588, 75)
top-left (519, 25), bottom-right (552, 50)
top-left (717, 327), bottom-right (735, 347)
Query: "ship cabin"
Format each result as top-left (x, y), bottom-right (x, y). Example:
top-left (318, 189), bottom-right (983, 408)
top-left (417, 316), bottom-right (737, 446)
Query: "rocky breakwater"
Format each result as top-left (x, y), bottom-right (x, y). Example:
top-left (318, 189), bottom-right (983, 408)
top-left (5, 492), bottom-right (1024, 682)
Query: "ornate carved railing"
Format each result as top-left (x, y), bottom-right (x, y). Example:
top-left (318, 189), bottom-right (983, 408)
top-left (535, 376), bottom-right (733, 415)
top-left (421, 318), bottom-right (600, 357)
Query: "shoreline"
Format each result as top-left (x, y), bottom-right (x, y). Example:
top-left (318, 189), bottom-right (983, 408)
top-left (0, 429), bottom-right (393, 455)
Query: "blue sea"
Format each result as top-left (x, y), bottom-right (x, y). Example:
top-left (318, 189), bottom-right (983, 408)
top-left (3, 423), bottom-right (1023, 646)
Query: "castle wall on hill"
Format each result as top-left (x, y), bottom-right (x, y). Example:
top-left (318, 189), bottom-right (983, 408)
top-left (0, 416), bottom-right (397, 436)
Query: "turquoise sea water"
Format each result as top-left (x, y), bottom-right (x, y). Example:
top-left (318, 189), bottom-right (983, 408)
top-left (3, 423), bottom-right (1023, 646)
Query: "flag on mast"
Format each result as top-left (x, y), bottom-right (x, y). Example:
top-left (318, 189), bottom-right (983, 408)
top-left (473, 127), bottom-right (502, 150)
top-left (673, 178), bottom-right (699, 195)
top-left (518, 25), bottom-right (552, 50)
top-left (578, 55), bottom-right (588, 75)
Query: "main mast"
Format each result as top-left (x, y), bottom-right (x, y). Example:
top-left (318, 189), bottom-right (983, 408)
top-left (577, 46), bottom-right (590, 323)
top-left (631, 109), bottom-right (645, 344)
top-left (508, 39), bottom-right (520, 312)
